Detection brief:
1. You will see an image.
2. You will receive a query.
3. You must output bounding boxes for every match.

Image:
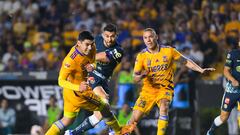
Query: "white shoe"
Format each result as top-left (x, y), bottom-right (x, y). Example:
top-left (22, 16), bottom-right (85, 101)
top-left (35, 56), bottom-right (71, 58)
top-left (64, 130), bottom-right (73, 135)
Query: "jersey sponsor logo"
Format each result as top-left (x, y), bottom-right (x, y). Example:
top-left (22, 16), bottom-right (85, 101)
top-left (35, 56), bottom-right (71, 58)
top-left (112, 49), bottom-right (122, 59)
top-left (97, 61), bottom-right (109, 65)
top-left (225, 98), bottom-right (230, 104)
top-left (147, 64), bottom-right (168, 72)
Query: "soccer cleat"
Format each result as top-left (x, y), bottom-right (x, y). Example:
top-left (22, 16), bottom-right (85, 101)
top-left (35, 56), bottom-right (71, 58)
top-left (120, 122), bottom-right (137, 135)
top-left (206, 129), bottom-right (214, 135)
top-left (64, 130), bottom-right (73, 135)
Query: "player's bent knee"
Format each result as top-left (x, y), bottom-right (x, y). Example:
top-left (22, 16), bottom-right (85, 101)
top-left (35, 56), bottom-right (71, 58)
top-left (160, 106), bottom-right (169, 115)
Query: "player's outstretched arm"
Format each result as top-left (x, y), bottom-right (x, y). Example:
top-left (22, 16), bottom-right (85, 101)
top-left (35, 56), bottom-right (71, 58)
top-left (183, 56), bottom-right (215, 73)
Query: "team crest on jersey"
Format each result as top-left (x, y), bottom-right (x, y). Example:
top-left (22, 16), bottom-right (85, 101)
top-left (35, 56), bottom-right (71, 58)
top-left (163, 56), bottom-right (168, 62)
top-left (225, 98), bottom-right (230, 104)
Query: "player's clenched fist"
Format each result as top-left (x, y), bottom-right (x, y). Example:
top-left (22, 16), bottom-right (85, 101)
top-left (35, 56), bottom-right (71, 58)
top-left (79, 81), bottom-right (89, 92)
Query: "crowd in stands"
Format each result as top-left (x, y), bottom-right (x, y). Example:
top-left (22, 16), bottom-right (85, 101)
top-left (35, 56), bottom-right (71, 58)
top-left (1, 0), bottom-right (240, 134)
top-left (0, 0), bottom-right (239, 76)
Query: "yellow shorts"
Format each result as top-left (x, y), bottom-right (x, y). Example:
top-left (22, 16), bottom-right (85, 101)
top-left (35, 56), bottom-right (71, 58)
top-left (63, 88), bottom-right (104, 118)
top-left (133, 88), bottom-right (173, 114)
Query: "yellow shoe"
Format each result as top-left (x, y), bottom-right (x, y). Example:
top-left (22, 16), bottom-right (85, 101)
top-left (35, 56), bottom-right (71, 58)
top-left (120, 122), bottom-right (137, 135)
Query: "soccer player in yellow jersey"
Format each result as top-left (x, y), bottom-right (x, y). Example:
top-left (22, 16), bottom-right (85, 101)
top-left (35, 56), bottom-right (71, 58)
top-left (45, 31), bottom-right (135, 135)
top-left (127, 28), bottom-right (215, 135)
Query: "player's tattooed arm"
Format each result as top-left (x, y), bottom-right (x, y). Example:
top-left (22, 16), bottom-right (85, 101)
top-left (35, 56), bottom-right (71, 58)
top-left (181, 55), bottom-right (215, 73)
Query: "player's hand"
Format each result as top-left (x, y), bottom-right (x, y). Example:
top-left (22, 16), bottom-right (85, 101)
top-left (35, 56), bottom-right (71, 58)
top-left (134, 70), bottom-right (148, 83)
top-left (85, 63), bottom-right (95, 72)
top-left (201, 68), bottom-right (215, 73)
top-left (231, 80), bottom-right (239, 87)
top-left (79, 81), bottom-right (89, 92)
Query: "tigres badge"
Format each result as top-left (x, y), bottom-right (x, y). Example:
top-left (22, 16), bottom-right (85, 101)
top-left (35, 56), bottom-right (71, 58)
top-left (163, 56), bottom-right (168, 62)
top-left (87, 77), bottom-right (95, 84)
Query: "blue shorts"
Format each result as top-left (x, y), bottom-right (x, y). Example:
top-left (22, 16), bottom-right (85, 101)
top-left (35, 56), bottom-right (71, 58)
top-left (221, 91), bottom-right (240, 112)
top-left (89, 72), bottom-right (110, 93)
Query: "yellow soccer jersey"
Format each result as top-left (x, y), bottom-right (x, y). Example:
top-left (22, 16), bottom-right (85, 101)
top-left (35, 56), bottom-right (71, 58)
top-left (58, 45), bottom-right (96, 91)
top-left (134, 46), bottom-right (182, 93)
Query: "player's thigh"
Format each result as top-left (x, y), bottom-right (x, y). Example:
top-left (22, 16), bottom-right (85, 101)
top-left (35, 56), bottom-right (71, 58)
top-left (133, 93), bottom-right (156, 114)
top-left (80, 90), bottom-right (106, 111)
top-left (221, 92), bottom-right (240, 112)
top-left (156, 90), bottom-right (173, 115)
top-left (63, 89), bottom-right (83, 118)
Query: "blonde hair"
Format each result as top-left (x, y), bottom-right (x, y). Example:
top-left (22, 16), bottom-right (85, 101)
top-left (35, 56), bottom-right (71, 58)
top-left (143, 28), bottom-right (157, 36)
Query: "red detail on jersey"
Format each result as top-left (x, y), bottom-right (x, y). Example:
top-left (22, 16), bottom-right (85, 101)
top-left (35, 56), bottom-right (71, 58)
top-left (225, 98), bottom-right (230, 104)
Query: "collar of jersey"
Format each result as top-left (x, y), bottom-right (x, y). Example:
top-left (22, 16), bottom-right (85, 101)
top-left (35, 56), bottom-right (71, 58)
top-left (146, 45), bottom-right (161, 54)
top-left (75, 46), bottom-right (84, 56)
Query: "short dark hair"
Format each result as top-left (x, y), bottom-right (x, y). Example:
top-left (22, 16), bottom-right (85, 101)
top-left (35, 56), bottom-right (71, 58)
top-left (103, 23), bottom-right (117, 33)
top-left (78, 31), bottom-right (94, 41)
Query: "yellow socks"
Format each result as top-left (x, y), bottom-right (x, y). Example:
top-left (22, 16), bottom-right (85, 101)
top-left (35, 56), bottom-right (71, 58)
top-left (105, 116), bottom-right (121, 133)
top-left (45, 120), bottom-right (64, 135)
top-left (157, 116), bottom-right (168, 135)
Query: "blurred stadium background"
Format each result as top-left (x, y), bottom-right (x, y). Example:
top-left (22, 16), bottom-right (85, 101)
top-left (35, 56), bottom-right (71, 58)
top-left (0, 0), bottom-right (239, 135)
